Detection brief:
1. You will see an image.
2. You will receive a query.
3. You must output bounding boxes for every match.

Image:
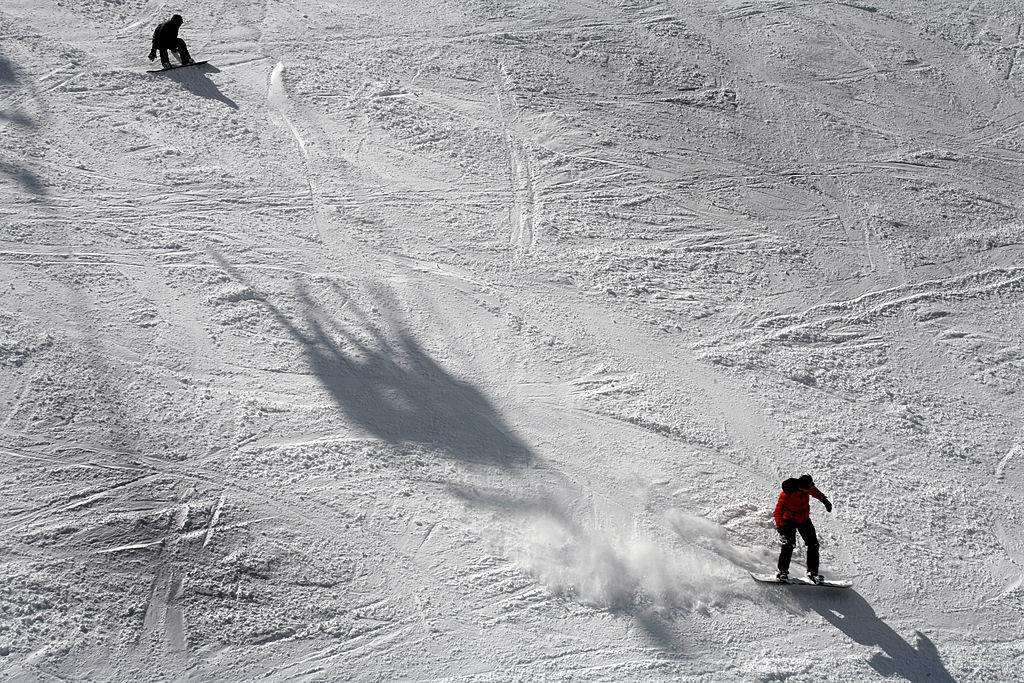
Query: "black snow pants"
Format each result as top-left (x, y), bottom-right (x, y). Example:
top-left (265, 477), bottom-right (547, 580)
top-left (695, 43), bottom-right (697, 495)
top-left (158, 38), bottom-right (192, 66)
top-left (777, 520), bottom-right (819, 574)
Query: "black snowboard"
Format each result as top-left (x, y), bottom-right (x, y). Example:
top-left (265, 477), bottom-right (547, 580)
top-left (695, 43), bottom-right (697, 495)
top-left (147, 60), bottom-right (208, 73)
top-left (750, 572), bottom-right (852, 588)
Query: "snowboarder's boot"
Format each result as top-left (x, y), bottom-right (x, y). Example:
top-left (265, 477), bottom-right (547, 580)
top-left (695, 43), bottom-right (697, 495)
top-left (161, 60), bottom-right (172, 69)
top-left (776, 570), bottom-right (788, 581)
top-left (807, 571), bottom-right (824, 585)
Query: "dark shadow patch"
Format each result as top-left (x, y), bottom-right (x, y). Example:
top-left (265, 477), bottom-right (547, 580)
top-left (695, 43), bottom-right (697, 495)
top-left (0, 160), bottom-right (46, 196)
top-left (0, 54), bottom-right (37, 132)
top-left (0, 110), bottom-right (36, 128)
top-left (0, 54), bottom-right (16, 83)
top-left (628, 608), bottom-right (687, 655)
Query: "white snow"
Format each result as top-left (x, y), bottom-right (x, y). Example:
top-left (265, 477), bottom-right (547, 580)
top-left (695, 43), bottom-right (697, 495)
top-left (1, 0), bottom-right (1022, 680)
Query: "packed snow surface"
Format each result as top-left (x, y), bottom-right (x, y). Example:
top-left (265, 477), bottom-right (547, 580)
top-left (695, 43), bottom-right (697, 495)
top-left (2, 0), bottom-right (1023, 680)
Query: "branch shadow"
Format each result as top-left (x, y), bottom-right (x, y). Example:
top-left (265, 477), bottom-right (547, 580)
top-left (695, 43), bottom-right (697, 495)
top-left (157, 64), bottom-right (238, 110)
top-left (0, 160), bottom-right (45, 196)
top-left (212, 252), bottom-right (531, 467)
top-left (0, 110), bottom-right (36, 127)
top-left (794, 590), bottom-right (955, 682)
top-left (0, 54), bottom-right (45, 195)
top-left (0, 52), bottom-right (38, 129)
top-left (0, 58), bottom-right (15, 84)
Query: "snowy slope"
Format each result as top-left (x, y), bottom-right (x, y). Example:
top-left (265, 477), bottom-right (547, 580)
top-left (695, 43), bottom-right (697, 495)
top-left (1, 0), bottom-right (1022, 679)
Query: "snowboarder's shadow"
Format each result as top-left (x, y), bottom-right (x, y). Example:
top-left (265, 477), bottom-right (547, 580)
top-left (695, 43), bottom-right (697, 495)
top-left (159, 63), bottom-right (237, 110)
top-left (795, 590), bottom-right (955, 682)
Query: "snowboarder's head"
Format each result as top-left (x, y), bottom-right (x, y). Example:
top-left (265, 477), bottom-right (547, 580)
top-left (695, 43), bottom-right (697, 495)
top-left (171, 14), bottom-right (183, 25)
top-left (797, 474), bottom-right (814, 490)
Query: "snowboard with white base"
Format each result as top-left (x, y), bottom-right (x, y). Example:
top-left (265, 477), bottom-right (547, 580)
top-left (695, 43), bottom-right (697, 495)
top-left (750, 572), bottom-right (852, 588)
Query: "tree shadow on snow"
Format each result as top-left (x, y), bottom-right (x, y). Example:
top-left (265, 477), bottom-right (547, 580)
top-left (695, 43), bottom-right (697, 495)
top-left (0, 109), bottom-right (36, 128)
top-left (212, 253), bottom-right (531, 467)
top-left (0, 160), bottom-right (46, 196)
top-left (795, 590), bottom-right (955, 682)
top-left (0, 55), bottom-right (46, 196)
top-left (157, 63), bottom-right (238, 110)
top-left (0, 53), bottom-right (16, 83)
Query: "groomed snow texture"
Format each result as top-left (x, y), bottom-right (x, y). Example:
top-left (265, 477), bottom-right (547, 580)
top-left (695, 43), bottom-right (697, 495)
top-left (1, 0), bottom-right (1023, 680)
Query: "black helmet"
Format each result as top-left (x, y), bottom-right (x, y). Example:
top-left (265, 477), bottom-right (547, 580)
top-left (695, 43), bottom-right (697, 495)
top-left (797, 474), bottom-right (814, 489)
top-left (171, 14), bottom-right (183, 24)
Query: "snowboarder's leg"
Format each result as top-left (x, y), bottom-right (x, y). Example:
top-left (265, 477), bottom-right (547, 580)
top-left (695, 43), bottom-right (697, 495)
top-left (158, 47), bottom-right (172, 69)
top-left (174, 38), bottom-right (193, 65)
top-left (797, 521), bottom-right (820, 574)
top-left (777, 524), bottom-right (797, 573)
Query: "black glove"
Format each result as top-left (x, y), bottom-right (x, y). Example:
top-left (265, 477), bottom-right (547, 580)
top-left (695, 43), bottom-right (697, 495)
top-left (823, 497), bottom-right (833, 513)
top-left (148, 49), bottom-right (157, 61)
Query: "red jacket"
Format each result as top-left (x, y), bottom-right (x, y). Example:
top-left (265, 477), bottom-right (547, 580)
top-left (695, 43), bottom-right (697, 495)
top-left (774, 484), bottom-right (827, 527)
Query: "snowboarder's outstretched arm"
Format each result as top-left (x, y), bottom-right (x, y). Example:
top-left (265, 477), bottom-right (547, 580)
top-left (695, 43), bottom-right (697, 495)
top-left (809, 486), bottom-right (832, 512)
top-left (774, 476), bottom-right (832, 527)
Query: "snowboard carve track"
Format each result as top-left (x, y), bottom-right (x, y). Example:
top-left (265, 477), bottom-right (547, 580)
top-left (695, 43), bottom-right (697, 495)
top-left (495, 65), bottom-right (541, 254)
top-left (202, 492), bottom-right (226, 547)
top-left (139, 567), bottom-right (188, 663)
top-left (507, 136), bottom-right (539, 253)
top-left (131, 485), bottom-right (190, 673)
top-left (1006, 24), bottom-right (1022, 80)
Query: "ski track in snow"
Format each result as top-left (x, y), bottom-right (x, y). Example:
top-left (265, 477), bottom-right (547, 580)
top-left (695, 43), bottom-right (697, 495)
top-left (1, 0), bottom-right (1023, 680)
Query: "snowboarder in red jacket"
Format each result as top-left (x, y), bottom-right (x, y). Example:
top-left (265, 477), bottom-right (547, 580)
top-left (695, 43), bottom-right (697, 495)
top-left (148, 14), bottom-right (194, 70)
top-left (774, 474), bottom-right (832, 583)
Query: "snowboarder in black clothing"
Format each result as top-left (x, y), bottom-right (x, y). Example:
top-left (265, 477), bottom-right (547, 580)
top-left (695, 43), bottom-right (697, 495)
top-left (148, 14), bottom-right (193, 69)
